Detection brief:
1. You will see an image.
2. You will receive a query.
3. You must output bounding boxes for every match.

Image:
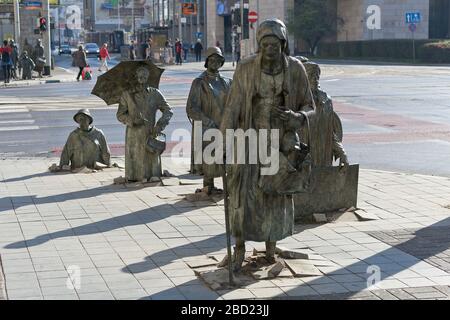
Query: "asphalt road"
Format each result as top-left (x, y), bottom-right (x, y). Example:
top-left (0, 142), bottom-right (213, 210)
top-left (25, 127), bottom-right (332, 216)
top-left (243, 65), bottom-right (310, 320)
top-left (1, 57), bottom-right (450, 177)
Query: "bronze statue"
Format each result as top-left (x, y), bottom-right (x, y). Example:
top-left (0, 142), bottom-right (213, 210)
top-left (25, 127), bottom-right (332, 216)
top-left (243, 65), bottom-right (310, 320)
top-left (32, 39), bottom-right (46, 78)
top-left (219, 19), bottom-right (315, 271)
top-left (187, 47), bottom-right (232, 193)
top-left (117, 66), bottom-right (173, 182)
top-left (19, 51), bottom-right (35, 80)
top-left (59, 109), bottom-right (111, 170)
top-left (303, 61), bottom-right (348, 167)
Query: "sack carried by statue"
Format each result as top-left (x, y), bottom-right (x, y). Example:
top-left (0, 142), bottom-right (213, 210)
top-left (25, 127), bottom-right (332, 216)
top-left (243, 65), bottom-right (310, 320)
top-left (258, 152), bottom-right (312, 195)
top-left (146, 132), bottom-right (166, 154)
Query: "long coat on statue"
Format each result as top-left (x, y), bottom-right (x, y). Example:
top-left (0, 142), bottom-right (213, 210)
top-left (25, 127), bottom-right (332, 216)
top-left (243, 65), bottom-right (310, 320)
top-left (186, 71), bottom-right (232, 177)
top-left (117, 87), bottom-right (173, 181)
top-left (220, 54), bottom-right (315, 242)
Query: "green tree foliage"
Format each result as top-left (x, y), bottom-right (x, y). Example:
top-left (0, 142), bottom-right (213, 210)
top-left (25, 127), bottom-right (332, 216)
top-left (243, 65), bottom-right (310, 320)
top-left (287, 0), bottom-right (337, 55)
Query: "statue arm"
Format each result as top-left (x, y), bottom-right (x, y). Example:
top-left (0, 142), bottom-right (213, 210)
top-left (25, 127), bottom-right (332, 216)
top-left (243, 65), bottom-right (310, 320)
top-left (155, 90), bottom-right (173, 132)
top-left (285, 63), bottom-right (316, 130)
top-left (116, 94), bottom-right (134, 127)
top-left (97, 131), bottom-right (111, 167)
top-left (186, 79), bottom-right (216, 128)
top-left (220, 66), bottom-right (243, 134)
top-left (331, 110), bottom-right (348, 164)
top-left (59, 133), bottom-right (75, 167)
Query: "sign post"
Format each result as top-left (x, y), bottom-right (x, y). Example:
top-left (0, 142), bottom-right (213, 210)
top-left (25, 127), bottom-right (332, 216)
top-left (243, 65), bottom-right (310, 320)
top-left (248, 11), bottom-right (258, 54)
top-left (406, 12), bottom-right (420, 64)
top-left (409, 23), bottom-right (416, 63)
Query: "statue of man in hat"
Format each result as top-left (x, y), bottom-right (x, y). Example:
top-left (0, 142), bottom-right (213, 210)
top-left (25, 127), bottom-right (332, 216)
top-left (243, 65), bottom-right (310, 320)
top-left (59, 109), bottom-right (111, 170)
top-left (186, 47), bottom-right (232, 193)
top-left (117, 66), bottom-right (173, 182)
top-left (219, 19), bottom-right (315, 271)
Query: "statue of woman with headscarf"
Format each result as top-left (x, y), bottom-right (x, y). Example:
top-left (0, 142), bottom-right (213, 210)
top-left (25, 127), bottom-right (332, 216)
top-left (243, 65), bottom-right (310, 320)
top-left (219, 19), bottom-right (316, 271)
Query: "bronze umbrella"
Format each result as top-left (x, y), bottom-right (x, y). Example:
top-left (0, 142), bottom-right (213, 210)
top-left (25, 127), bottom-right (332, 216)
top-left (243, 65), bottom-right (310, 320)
top-left (91, 60), bottom-right (165, 105)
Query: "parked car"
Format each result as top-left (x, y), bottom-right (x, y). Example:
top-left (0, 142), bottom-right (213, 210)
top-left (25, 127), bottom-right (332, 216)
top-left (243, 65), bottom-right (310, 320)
top-left (84, 43), bottom-right (100, 55)
top-left (59, 44), bottom-right (72, 55)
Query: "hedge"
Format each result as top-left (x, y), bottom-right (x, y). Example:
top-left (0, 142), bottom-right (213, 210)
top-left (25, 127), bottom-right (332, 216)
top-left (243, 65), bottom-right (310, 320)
top-left (317, 39), bottom-right (450, 63)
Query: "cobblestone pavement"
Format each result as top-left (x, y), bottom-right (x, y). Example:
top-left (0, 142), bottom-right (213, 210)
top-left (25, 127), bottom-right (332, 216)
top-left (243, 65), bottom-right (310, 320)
top-left (0, 158), bottom-right (450, 300)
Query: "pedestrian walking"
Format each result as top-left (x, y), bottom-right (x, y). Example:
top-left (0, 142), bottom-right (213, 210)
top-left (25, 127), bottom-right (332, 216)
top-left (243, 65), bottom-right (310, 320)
top-left (129, 40), bottom-right (136, 60)
top-left (175, 38), bottom-right (183, 65)
top-left (144, 37), bottom-right (153, 60)
top-left (9, 40), bottom-right (19, 80)
top-left (194, 39), bottom-right (203, 62)
top-left (72, 45), bottom-right (87, 81)
top-left (0, 40), bottom-right (13, 84)
top-left (183, 41), bottom-right (190, 62)
top-left (98, 43), bottom-right (110, 72)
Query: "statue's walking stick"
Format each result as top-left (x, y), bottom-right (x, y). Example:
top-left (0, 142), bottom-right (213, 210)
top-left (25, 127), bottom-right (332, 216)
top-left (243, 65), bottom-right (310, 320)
top-left (222, 169), bottom-right (234, 286)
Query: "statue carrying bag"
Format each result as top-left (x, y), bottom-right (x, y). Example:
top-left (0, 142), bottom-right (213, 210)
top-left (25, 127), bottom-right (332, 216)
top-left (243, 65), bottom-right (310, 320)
top-left (258, 113), bottom-right (312, 195)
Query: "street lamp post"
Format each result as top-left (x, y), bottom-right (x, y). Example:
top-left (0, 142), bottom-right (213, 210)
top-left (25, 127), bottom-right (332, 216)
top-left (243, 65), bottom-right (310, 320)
top-left (42, 0), bottom-right (52, 75)
top-left (118, 0), bottom-right (121, 30)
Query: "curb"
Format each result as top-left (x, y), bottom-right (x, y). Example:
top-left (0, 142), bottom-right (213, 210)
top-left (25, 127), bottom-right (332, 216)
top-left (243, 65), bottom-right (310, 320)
top-left (2, 77), bottom-right (78, 89)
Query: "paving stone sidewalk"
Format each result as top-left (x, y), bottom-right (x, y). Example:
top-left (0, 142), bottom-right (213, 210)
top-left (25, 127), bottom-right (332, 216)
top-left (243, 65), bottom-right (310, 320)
top-left (0, 158), bottom-right (450, 300)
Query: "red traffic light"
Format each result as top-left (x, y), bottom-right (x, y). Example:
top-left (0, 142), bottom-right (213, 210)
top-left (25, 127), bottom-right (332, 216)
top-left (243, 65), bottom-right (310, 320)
top-left (39, 17), bottom-right (47, 31)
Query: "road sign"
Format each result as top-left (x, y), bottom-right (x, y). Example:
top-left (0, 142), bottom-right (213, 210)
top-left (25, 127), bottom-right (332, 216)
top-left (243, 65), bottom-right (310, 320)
top-left (180, 17), bottom-right (187, 24)
top-left (182, 3), bottom-right (197, 16)
top-left (409, 23), bottom-right (416, 32)
top-left (248, 11), bottom-right (258, 23)
top-left (406, 12), bottom-right (421, 24)
top-left (23, 1), bottom-right (42, 10)
top-left (195, 32), bottom-right (203, 39)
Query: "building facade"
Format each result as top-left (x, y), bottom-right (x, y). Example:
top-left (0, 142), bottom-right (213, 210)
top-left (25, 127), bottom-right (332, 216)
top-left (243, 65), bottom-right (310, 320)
top-left (335, 0), bottom-right (450, 42)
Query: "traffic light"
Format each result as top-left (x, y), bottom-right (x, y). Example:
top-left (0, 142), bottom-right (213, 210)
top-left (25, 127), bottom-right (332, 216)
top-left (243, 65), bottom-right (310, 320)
top-left (39, 17), bottom-right (47, 32)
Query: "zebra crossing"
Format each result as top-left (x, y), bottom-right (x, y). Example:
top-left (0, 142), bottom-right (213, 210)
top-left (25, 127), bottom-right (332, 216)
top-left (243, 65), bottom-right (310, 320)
top-left (0, 105), bottom-right (38, 132)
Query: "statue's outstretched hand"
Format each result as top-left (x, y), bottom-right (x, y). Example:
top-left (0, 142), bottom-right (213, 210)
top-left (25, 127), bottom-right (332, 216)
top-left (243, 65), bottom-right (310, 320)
top-left (273, 107), bottom-right (303, 123)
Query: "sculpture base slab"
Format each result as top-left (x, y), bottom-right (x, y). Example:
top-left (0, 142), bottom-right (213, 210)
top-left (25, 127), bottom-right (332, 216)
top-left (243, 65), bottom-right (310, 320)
top-left (294, 164), bottom-right (359, 221)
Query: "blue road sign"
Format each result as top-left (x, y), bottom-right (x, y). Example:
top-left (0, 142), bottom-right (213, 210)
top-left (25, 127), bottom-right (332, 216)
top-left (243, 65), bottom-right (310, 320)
top-left (195, 32), bottom-right (203, 39)
top-left (406, 12), bottom-right (421, 24)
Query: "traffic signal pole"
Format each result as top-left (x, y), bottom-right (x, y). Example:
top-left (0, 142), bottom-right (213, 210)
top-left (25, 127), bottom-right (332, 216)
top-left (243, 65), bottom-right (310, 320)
top-left (13, 0), bottom-right (20, 45)
top-left (42, 0), bottom-right (52, 75)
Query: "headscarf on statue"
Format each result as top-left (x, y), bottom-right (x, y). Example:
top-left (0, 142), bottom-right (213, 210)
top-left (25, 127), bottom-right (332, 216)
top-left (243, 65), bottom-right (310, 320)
top-left (256, 18), bottom-right (290, 55)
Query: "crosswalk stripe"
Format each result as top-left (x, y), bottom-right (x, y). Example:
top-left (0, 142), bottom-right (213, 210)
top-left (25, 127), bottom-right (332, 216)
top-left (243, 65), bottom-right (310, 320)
top-left (0, 109), bottom-right (29, 114)
top-left (0, 125), bottom-right (39, 131)
top-left (0, 120), bottom-right (35, 125)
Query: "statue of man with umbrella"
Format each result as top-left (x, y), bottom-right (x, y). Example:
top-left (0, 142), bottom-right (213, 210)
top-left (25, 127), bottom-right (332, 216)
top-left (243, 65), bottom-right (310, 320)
top-left (92, 60), bottom-right (173, 182)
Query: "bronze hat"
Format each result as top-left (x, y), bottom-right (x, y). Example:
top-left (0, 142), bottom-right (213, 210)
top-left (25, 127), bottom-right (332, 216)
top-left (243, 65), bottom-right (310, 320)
top-left (73, 109), bottom-right (93, 124)
top-left (204, 47), bottom-right (225, 68)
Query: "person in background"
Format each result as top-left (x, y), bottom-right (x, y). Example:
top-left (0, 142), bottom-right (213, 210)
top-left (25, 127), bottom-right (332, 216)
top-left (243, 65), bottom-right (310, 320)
top-left (19, 51), bottom-right (35, 80)
top-left (175, 38), bottom-right (183, 65)
top-left (215, 40), bottom-right (223, 54)
top-left (129, 40), bottom-right (136, 60)
top-left (72, 45), bottom-right (87, 82)
top-left (9, 40), bottom-right (19, 80)
top-left (98, 43), bottom-right (110, 72)
top-left (0, 40), bottom-right (13, 84)
top-left (144, 37), bottom-right (153, 60)
top-left (194, 39), bottom-right (203, 62)
top-left (183, 41), bottom-right (190, 62)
